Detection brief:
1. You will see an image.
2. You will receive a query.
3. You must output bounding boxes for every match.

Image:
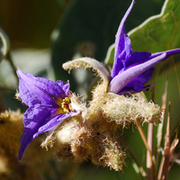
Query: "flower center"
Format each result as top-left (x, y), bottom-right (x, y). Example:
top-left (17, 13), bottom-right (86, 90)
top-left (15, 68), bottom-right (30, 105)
top-left (61, 97), bottom-right (74, 113)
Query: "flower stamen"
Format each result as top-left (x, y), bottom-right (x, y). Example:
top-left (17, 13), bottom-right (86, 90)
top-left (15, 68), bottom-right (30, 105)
top-left (61, 97), bottom-right (74, 113)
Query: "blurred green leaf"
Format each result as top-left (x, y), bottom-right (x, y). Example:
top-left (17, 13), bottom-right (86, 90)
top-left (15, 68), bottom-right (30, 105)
top-left (104, 44), bottom-right (115, 67)
top-left (54, 0), bottom-right (72, 9)
top-left (54, 0), bottom-right (65, 8)
top-left (0, 0), bottom-right (63, 49)
top-left (130, 0), bottom-right (180, 52)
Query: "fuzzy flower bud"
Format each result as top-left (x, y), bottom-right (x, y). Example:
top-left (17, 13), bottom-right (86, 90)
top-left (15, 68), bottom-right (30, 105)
top-left (100, 92), bottom-right (162, 126)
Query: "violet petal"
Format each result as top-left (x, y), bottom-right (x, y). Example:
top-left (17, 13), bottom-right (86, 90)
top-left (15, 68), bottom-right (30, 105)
top-left (109, 53), bottom-right (166, 94)
top-left (150, 48), bottom-right (180, 59)
top-left (125, 52), bottom-right (151, 69)
top-left (118, 68), bottom-right (154, 94)
top-left (34, 111), bottom-right (79, 137)
top-left (17, 68), bottom-right (70, 107)
top-left (18, 105), bottom-right (52, 160)
top-left (111, 0), bottom-right (135, 78)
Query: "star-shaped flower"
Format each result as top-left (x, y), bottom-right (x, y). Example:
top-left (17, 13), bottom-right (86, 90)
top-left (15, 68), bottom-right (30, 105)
top-left (17, 69), bottom-right (79, 160)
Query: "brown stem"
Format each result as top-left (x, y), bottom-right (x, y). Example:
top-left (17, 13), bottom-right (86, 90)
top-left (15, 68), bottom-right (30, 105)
top-left (168, 138), bottom-right (179, 171)
top-left (157, 140), bottom-right (179, 180)
top-left (157, 154), bottom-right (165, 180)
top-left (164, 102), bottom-right (171, 180)
top-left (135, 121), bottom-right (155, 166)
top-left (156, 82), bottom-right (168, 180)
top-left (157, 102), bottom-right (171, 180)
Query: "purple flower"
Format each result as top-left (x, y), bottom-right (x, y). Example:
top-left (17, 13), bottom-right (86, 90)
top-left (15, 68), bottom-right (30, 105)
top-left (17, 69), bottom-right (79, 160)
top-left (62, 0), bottom-right (180, 96)
top-left (108, 0), bottom-right (180, 94)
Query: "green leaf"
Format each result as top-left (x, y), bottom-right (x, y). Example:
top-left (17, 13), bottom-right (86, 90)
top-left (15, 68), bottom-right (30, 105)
top-left (129, 0), bottom-right (180, 51)
top-left (104, 44), bottom-right (115, 67)
top-left (129, 0), bottom-right (180, 74)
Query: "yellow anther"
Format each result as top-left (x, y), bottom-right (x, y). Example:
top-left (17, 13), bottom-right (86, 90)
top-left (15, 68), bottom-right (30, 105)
top-left (61, 97), bottom-right (73, 113)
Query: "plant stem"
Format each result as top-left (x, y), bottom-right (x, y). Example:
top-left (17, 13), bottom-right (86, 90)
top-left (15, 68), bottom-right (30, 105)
top-left (156, 81), bottom-right (168, 165)
top-left (157, 102), bottom-right (171, 180)
top-left (135, 121), bottom-right (155, 166)
top-left (5, 52), bottom-right (18, 84)
top-left (147, 123), bottom-right (154, 180)
top-left (164, 102), bottom-right (171, 180)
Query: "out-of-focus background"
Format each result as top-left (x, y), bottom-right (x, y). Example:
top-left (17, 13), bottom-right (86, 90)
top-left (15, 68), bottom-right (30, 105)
top-left (0, 0), bottom-right (68, 48)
